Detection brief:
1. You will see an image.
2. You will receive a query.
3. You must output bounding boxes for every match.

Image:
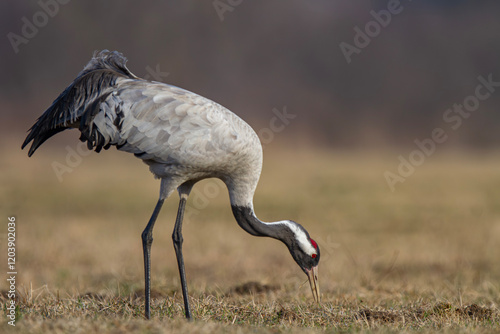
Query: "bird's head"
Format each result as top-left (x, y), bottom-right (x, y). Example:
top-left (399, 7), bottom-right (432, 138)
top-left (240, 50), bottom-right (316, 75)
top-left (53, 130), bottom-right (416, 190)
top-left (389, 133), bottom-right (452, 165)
top-left (280, 220), bottom-right (320, 303)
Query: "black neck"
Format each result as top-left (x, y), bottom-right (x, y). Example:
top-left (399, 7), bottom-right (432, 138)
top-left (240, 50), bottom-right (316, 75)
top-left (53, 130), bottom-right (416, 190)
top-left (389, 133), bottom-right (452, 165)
top-left (231, 205), bottom-right (286, 241)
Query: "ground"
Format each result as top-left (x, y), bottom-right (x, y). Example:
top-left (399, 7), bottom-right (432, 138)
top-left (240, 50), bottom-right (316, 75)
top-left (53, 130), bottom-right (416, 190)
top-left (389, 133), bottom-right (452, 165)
top-left (1, 139), bottom-right (500, 333)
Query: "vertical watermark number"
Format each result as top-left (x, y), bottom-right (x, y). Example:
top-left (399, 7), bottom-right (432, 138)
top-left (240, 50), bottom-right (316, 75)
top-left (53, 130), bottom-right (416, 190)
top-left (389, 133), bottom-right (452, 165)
top-left (6, 216), bottom-right (17, 326)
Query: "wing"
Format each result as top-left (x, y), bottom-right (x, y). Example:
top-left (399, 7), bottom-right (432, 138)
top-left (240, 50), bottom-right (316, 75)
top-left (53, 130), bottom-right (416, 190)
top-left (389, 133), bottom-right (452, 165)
top-left (22, 50), bottom-right (138, 156)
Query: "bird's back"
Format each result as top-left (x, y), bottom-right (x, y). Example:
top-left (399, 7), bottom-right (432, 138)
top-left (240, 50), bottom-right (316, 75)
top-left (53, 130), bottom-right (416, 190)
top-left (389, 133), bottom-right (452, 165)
top-left (22, 51), bottom-right (263, 194)
top-left (109, 78), bottom-right (263, 182)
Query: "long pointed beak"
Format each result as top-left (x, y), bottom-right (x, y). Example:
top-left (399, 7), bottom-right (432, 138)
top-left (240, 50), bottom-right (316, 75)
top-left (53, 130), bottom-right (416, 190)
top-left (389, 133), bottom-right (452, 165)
top-left (306, 266), bottom-right (320, 303)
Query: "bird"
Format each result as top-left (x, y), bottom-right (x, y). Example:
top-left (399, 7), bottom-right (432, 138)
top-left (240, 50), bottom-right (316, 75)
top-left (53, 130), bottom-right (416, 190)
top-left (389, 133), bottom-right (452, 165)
top-left (22, 50), bottom-right (320, 320)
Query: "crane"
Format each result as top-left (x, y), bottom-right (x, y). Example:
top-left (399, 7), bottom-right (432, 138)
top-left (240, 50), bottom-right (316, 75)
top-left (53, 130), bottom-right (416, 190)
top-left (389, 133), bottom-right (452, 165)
top-left (22, 50), bottom-right (320, 320)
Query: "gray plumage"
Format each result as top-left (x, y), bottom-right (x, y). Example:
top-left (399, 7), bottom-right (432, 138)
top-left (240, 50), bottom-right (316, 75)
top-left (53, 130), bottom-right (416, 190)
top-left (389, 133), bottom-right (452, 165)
top-left (22, 50), bottom-right (320, 320)
top-left (23, 50), bottom-right (261, 206)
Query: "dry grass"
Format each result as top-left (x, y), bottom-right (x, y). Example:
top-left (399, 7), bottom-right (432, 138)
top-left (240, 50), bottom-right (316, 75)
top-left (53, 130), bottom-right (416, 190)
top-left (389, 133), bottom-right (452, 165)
top-left (1, 137), bottom-right (500, 332)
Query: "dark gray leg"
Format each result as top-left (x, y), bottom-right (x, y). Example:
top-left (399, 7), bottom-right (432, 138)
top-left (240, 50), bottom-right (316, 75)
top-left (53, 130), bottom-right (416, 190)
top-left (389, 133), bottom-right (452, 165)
top-left (172, 193), bottom-right (192, 320)
top-left (141, 198), bottom-right (165, 320)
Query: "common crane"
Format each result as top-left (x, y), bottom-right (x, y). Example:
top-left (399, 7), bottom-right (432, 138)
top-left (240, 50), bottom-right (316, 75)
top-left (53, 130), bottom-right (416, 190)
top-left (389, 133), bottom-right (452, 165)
top-left (22, 50), bottom-right (320, 319)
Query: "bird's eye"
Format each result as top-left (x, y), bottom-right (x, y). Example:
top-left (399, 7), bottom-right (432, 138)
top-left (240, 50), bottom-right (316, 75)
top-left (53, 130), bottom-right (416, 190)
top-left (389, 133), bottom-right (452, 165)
top-left (312, 254), bottom-right (317, 259)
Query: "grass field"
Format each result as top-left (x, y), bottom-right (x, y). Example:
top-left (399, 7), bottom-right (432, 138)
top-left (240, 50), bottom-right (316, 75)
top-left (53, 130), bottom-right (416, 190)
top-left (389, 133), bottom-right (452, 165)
top-left (1, 138), bottom-right (500, 333)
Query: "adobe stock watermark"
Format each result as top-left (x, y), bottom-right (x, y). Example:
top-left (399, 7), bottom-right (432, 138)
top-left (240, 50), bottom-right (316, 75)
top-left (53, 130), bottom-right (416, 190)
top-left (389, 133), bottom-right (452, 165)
top-left (213, 0), bottom-right (243, 21)
top-left (258, 106), bottom-right (296, 148)
top-left (183, 106), bottom-right (296, 222)
top-left (52, 141), bottom-right (92, 182)
top-left (7, 0), bottom-right (72, 54)
top-left (51, 64), bottom-right (169, 182)
top-left (339, 0), bottom-right (412, 64)
top-left (143, 65), bottom-right (169, 82)
top-left (6, 216), bottom-right (17, 326)
top-left (384, 73), bottom-right (500, 192)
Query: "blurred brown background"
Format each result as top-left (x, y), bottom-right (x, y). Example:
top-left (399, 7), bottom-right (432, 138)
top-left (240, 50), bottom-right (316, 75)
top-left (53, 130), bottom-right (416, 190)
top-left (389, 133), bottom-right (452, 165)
top-left (2, 0), bottom-right (500, 151)
top-left (2, 4), bottom-right (500, 330)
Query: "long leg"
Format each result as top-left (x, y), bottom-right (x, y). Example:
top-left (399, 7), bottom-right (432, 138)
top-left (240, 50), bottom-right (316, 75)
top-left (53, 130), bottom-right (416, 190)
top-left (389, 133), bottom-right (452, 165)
top-left (172, 183), bottom-right (193, 320)
top-left (141, 198), bottom-right (165, 320)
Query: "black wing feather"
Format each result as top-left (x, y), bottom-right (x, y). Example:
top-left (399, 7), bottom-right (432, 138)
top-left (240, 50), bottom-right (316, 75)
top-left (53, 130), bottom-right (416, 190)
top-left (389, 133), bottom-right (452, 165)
top-left (22, 50), bottom-right (137, 156)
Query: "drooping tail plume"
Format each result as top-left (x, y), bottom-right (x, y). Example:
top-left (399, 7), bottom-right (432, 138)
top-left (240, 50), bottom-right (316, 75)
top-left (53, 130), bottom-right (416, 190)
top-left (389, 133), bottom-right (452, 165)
top-left (22, 50), bottom-right (138, 156)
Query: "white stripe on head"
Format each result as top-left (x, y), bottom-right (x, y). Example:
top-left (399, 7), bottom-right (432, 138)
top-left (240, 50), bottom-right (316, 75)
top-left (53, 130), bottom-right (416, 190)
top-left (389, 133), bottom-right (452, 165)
top-left (278, 220), bottom-right (316, 256)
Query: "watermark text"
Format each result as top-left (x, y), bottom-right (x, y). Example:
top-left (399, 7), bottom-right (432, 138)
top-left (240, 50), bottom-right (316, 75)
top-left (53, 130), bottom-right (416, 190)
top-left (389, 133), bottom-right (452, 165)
top-left (6, 216), bottom-right (17, 326)
top-left (340, 0), bottom-right (411, 64)
top-left (384, 73), bottom-right (500, 192)
top-left (7, 0), bottom-right (72, 54)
